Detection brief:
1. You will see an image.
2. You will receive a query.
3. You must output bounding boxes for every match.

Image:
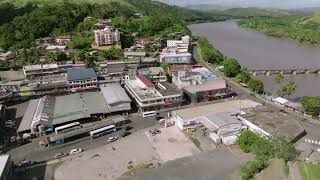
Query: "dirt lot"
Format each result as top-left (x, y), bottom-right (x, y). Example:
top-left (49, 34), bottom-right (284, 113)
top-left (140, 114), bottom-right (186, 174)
top-left (145, 126), bottom-right (200, 162)
top-left (118, 146), bottom-right (254, 180)
top-left (54, 130), bottom-right (160, 180)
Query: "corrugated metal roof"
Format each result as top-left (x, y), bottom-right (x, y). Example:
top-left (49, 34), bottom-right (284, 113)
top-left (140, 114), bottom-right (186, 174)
top-left (137, 75), bottom-right (155, 88)
top-left (100, 83), bottom-right (131, 105)
top-left (18, 100), bottom-right (39, 132)
top-left (67, 68), bottom-right (97, 81)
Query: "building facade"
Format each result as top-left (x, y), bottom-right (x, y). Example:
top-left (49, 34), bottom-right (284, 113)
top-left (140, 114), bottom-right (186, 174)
top-left (124, 75), bottom-right (183, 111)
top-left (94, 27), bottom-right (120, 46)
top-left (67, 68), bottom-right (98, 92)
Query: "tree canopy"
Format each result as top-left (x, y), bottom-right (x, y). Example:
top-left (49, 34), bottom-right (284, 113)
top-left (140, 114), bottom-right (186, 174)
top-left (302, 96), bottom-right (320, 117)
top-left (223, 58), bottom-right (241, 77)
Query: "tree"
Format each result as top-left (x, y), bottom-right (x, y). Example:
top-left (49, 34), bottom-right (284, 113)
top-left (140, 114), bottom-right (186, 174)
top-left (68, 37), bottom-right (91, 49)
top-left (223, 58), bottom-right (241, 77)
top-left (302, 96), bottom-right (320, 117)
top-left (274, 74), bottom-right (284, 96)
top-left (48, 51), bottom-right (67, 62)
top-left (198, 36), bottom-right (224, 64)
top-left (236, 68), bottom-right (251, 84)
top-left (277, 81), bottom-right (297, 98)
top-left (248, 79), bottom-right (264, 94)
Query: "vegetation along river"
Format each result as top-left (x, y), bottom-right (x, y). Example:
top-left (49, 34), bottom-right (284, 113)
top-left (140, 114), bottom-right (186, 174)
top-left (189, 20), bottom-right (320, 100)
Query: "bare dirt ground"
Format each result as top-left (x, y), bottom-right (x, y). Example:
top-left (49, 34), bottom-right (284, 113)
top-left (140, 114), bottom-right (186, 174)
top-left (145, 126), bottom-right (201, 162)
top-left (54, 130), bottom-right (160, 180)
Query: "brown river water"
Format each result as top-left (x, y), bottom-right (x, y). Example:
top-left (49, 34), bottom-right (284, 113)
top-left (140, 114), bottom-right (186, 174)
top-left (189, 21), bottom-right (320, 100)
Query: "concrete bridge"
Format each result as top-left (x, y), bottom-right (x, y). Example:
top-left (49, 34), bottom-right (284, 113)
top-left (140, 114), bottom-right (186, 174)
top-left (249, 68), bottom-right (320, 76)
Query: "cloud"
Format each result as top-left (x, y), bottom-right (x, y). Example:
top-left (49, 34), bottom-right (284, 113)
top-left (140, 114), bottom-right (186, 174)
top-left (161, 0), bottom-right (320, 9)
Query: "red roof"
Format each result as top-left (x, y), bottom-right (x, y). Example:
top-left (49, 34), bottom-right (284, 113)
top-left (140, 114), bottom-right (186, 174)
top-left (137, 75), bottom-right (155, 88)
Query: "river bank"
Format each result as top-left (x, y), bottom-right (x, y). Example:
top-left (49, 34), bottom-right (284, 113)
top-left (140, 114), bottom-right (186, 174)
top-left (188, 20), bottom-right (320, 99)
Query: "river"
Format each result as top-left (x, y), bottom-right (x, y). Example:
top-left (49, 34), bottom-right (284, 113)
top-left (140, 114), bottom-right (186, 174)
top-left (188, 21), bottom-right (320, 100)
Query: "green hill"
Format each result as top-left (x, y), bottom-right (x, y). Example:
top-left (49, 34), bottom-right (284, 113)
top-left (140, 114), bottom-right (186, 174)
top-left (0, 0), bottom-right (228, 50)
top-left (223, 7), bottom-right (291, 17)
top-left (239, 11), bottom-right (320, 45)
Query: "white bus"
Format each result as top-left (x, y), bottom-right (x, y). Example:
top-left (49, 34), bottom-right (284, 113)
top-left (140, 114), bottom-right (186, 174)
top-left (90, 125), bottom-right (116, 139)
top-left (139, 111), bottom-right (158, 118)
top-left (55, 122), bottom-right (81, 134)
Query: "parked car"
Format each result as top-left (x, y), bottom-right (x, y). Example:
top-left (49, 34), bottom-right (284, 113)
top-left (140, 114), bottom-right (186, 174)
top-left (107, 136), bottom-right (118, 143)
top-left (124, 126), bottom-right (133, 131)
top-left (54, 152), bottom-right (68, 159)
top-left (121, 131), bottom-right (131, 137)
top-left (156, 116), bottom-right (164, 120)
top-left (154, 129), bottom-right (161, 134)
top-left (149, 129), bottom-right (157, 136)
top-left (69, 148), bottom-right (83, 155)
top-left (158, 119), bottom-right (165, 124)
top-left (20, 160), bottom-right (35, 166)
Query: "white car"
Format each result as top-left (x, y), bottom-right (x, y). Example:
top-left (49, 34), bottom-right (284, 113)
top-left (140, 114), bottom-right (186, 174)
top-left (158, 119), bottom-right (165, 124)
top-left (107, 136), bottom-right (118, 143)
top-left (69, 148), bottom-right (83, 155)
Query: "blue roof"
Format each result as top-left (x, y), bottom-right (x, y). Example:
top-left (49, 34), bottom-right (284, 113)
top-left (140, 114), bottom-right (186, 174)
top-left (67, 68), bottom-right (97, 81)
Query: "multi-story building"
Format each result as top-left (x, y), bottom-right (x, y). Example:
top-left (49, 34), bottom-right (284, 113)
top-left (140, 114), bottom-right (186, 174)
top-left (166, 35), bottom-right (190, 48)
top-left (0, 51), bottom-right (13, 61)
top-left (171, 67), bottom-right (232, 103)
top-left (94, 27), bottom-right (120, 46)
top-left (159, 47), bottom-right (192, 64)
top-left (95, 19), bottom-right (112, 28)
top-left (67, 68), bottom-right (98, 92)
top-left (124, 75), bottom-right (183, 111)
top-left (137, 67), bottom-right (167, 83)
top-left (0, 155), bottom-right (13, 180)
top-left (23, 63), bottom-right (86, 79)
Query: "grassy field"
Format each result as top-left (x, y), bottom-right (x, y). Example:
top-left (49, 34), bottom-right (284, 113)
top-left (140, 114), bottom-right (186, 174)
top-left (255, 159), bottom-right (287, 180)
top-left (299, 162), bottom-right (320, 180)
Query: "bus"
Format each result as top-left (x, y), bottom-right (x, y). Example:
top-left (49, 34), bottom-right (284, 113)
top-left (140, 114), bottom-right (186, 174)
top-left (89, 125), bottom-right (116, 139)
top-left (55, 122), bottom-right (81, 134)
top-left (139, 111), bottom-right (158, 118)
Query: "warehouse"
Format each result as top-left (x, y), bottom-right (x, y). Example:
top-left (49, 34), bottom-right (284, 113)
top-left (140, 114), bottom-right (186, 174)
top-left (17, 92), bottom-right (109, 134)
top-left (170, 100), bottom-right (261, 145)
top-left (100, 83), bottom-right (131, 113)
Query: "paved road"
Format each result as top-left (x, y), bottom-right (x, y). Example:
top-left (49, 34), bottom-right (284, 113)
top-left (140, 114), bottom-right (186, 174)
top-left (7, 114), bottom-right (159, 164)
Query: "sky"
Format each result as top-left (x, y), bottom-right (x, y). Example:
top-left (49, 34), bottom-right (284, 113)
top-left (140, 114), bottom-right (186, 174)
top-left (160, 0), bottom-right (320, 9)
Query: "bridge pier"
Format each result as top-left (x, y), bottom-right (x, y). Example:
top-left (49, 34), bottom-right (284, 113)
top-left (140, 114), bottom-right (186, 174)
top-left (305, 70), bottom-right (310, 74)
top-left (266, 71), bottom-right (270, 76)
top-left (292, 70), bottom-right (297, 75)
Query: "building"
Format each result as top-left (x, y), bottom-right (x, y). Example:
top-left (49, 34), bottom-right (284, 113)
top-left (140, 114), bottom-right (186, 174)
top-left (100, 83), bottom-right (131, 113)
top-left (183, 78), bottom-right (232, 103)
top-left (23, 63), bottom-right (86, 79)
top-left (124, 51), bottom-right (146, 60)
top-left (36, 37), bottom-right (54, 45)
top-left (17, 92), bottom-right (109, 134)
top-left (170, 100), bottom-right (261, 145)
top-left (168, 64), bottom-right (203, 75)
top-left (46, 45), bottom-right (66, 52)
top-left (94, 27), bottom-right (120, 46)
top-left (137, 67), bottom-right (167, 83)
top-left (239, 106), bottom-right (306, 142)
top-left (134, 37), bottom-right (150, 49)
top-left (67, 68), bottom-right (97, 92)
top-left (166, 35), bottom-right (190, 48)
top-left (159, 47), bottom-right (192, 64)
top-left (124, 75), bottom-right (183, 111)
top-left (55, 35), bottom-right (72, 45)
top-left (0, 51), bottom-right (13, 61)
top-left (95, 19), bottom-right (112, 28)
top-left (0, 155), bottom-right (12, 180)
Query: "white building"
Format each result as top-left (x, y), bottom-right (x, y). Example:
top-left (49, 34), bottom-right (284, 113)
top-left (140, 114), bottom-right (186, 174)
top-left (124, 75), bottom-right (183, 111)
top-left (167, 35), bottom-right (190, 48)
top-left (159, 47), bottom-right (192, 64)
top-left (94, 26), bottom-right (120, 46)
top-left (0, 155), bottom-right (12, 180)
top-left (172, 67), bottom-right (216, 88)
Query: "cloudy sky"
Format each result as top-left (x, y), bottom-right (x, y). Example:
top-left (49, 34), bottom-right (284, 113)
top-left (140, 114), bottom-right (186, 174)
top-left (160, 0), bottom-right (320, 9)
